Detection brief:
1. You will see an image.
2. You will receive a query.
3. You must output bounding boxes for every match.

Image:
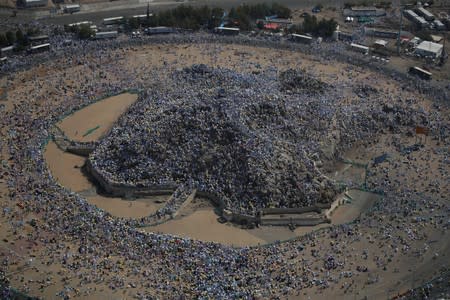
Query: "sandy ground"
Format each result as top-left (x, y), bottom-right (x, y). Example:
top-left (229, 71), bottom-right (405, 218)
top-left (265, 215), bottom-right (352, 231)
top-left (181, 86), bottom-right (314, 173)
top-left (87, 194), bottom-right (167, 218)
top-left (44, 141), bottom-right (91, 192)
top-left (45, 94), bottom-right (169, 219)
top-left (57, 92), bottom-right (138, 142)
top-left (44, 83), bottom-right (380, 247)
top-left (330, 189), bottom-right (378, 225)
top-left (146, 190), bottom-right (379, 246)
top-left (150, 209), bottom-right (266, 247)
top-left (0, 41), bottom-right (448, 299)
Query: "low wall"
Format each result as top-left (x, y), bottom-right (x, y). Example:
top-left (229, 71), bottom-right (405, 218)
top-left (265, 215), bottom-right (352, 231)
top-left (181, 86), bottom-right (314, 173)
top-left (196, 190), bottom-right (226, 209)
top-left (231, 212), bottom-right (258, 225)
top-left (85, 160), bottom-right (336, 227)
top-left (84, 159), bottom-right (176, 197)
top-left (261, 217), bottom-right (330, 226)
top-left (66, 146), bottom-right (95, 157)
top-left (262, 206), bottom-right (323, 215)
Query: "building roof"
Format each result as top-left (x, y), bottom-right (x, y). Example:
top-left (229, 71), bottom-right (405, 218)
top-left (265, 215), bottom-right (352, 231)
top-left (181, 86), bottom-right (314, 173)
top-left (374, 39), bottom-right (388, 47)
top-left (263, 23), bottom-right (280, 30)
top-left (416, 41), bottom-right (443, 54)
top-left (430, 35), bottom-right (443, 43)
top-left (351, 6), bottom-right (376, 11)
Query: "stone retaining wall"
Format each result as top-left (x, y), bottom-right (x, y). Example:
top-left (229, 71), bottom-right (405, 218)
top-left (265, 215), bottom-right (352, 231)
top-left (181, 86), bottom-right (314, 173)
top-left (84, 159), bottom-right (176, 197)
top-left (85, 159), bottom-right (335, 226)
top-left (66, 145), bottom-right (96, 157)
top-left (262, 205), bottom-right (330, 215)
top-left (261, 217), bottom-right (330, 226)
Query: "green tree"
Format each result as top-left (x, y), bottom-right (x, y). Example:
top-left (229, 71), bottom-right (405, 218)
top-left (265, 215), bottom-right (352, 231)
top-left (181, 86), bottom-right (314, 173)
top-left (256, 20), bottom-right (265, 30)
top-left (16, 29), bottom-right (24, 42)
top-left (77, 24), bottom-right (94, 39)
top-left (271, 3), bottom-right (291, 18)
top-left (0, 34), bottom-right (8, 47)
top-left (128, 17), bottom-right (140, 30)
top-left (316, 18), bottom-right (337, 37)
top-left (235, 6), bottom-right (252, 30)
top-left (302, 15), bottom-right (318, 34)
top-left (16, 29), bottom-right (27, 46)
top-left (26, 27), bottom-right (40, 36)
top-left (5, 31), bottom-right (15, 45)
top-left (208, 7), bottom-right (224, 29)
top-left (228, 7), bottom-right (237, 20)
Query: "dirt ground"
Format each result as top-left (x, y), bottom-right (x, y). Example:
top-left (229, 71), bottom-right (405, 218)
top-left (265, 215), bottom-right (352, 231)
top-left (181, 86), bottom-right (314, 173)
top-left (45, 92), bottom-right (379, 247)
top-left (57, 92), bottom-right (138, 142)
top-left (0, 41), bottom-right (448, 299)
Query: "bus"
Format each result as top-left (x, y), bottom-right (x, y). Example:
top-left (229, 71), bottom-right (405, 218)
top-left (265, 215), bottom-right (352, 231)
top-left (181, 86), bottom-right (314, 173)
top-left (350, 43), bottom-right (369, 55)
top-left (28, 35), bottom-right (49, 45)
top-left (409, 66), bottom-right (432, 80)
top-left (103, 16), bottom-right (124, 25)
top-left (289, 33), bottom-right (313, 44)
top-left (68, 21), bottom-right (92, 28)
top-left (29, 43), bottom-right (50, 54)
top-left (63, 4), bottom-right (80, 14)
top-left (144, 27), bottom-right (175, 35)
top-left (213, 27), bottom-right (240, 36)
top-left (94, 31), bottom-right (118, 39)
top-left (132, 14), bottom-right (151, 21)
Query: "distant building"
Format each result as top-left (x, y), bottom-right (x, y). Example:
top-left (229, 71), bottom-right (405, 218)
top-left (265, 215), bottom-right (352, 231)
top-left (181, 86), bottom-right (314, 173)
top-left (344, 6), bottom-right (386, 17)
top-left (256, 18), bottom-right (293, 30)
top-left (408, 37), bottom-right (422, 48)
top-left (430, 35), bottom-right (443, 43)
top-left (415, 41), bottom-right (443, 59)
top-left (364, 27), bottom-right (401, 39)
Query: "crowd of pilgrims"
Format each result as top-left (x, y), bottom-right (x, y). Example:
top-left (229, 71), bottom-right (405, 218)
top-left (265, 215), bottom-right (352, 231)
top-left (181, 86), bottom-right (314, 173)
top-left (0, 23), bottom-right (448, 298)
top-left (90, 65), bottom-right (343, 215)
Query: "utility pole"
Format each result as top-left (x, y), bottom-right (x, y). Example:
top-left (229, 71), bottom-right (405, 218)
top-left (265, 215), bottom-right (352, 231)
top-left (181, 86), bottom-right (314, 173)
top-left (397, 4), bottom-right (404, 56)
top-left (147, 2), bottom-right (150, 20)
top-left (440, 31), bottom-right (446, 66)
